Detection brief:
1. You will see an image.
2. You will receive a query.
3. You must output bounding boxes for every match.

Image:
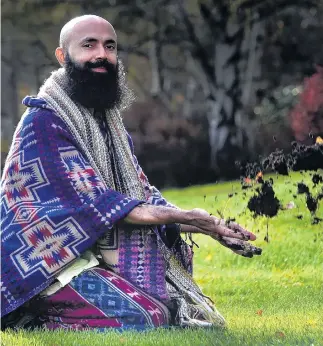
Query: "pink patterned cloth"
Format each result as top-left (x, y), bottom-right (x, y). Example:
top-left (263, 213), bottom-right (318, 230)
top-left (29, 268), bottom-right (170, 331)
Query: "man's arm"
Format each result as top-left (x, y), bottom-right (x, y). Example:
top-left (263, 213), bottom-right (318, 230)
top-left (125, 205), bottom-right (262, 257)
top-left (179, 224), bottom-right (202, 233)
top-left (124, 204), bottom-right (195, 226)
top-left (124, 204), bottom-right (256, 241)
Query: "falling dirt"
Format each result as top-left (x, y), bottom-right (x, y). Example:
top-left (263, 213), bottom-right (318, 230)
top-left (312, 217), bottom-right (323, 225)
top-left (238, 141), bottom-right (323, 177)
top-left (312, 174), bottom-right (323, 185)
top-left (297, 183), bottom-right (310, 194)
top-left (288, 142), bottom-right (323, 171)
top-left (306, 193), bottom-right (318, 214)
top-left (236, 141), bottom-right (323, 227)
top-left (262, 142), bottom-right (323, 173)
top-left (262, 149), bottom-right (289, 175)
top-left (247, 180), bottom-right (280, 218)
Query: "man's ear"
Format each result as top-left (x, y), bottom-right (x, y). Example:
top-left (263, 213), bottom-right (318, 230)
top-left (55, 47), bottom-right (65, 66)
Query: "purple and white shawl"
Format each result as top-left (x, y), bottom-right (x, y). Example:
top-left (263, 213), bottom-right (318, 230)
top-left (1, 94), bottom-right (175, 317)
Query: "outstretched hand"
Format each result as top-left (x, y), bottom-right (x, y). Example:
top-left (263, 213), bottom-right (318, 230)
top-left (124, 204), bottom-right (262, 257)
top-left (210, 234), bottom-right (262, 258)
top-left (209, 216), bottom-right (256, 241)
top-left (189, 208), bottom-right (262, 258)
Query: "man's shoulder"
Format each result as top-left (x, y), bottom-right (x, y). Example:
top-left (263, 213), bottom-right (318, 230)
top-left (21, 96), bottom-right (64, 129)
top-left (25, 105), bottom-right (55, 120)
top-left (21, 107), bottom-right (57, 134)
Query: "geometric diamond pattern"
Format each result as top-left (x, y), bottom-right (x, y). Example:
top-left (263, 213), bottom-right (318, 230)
top-left (1, 102), bottom-right (162, 318)
top-left (1, 149), bottom-right (49, 212)
top-left (11, 216), bottom-right (90, 279)
top-left (59, 147), bottom-right (105, 202)
top-left (12, 206), bottom-right (43, 224)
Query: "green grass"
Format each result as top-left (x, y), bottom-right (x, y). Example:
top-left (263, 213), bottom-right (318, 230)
top-left (2, 172), bottom-right (323, 345)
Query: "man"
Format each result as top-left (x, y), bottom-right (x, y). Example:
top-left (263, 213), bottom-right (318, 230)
top-left (1, 15), bottom-right (261, 331)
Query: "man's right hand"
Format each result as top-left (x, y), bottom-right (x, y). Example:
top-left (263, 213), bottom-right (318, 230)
top-left (188, 208), bottom-right (262, 258)
top-left (189, 208), bottom-right (256, 241)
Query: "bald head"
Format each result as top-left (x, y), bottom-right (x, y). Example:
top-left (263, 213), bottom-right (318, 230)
top-left (55, 15), bottom-right (118, 68)
top-left (59, 15), bottom-right (116, 52)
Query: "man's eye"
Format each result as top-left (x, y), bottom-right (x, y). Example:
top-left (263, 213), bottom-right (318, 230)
top-left (83, 44), bottom-right (93, 48)
top-left (106, 45), bottom-right (115, 50)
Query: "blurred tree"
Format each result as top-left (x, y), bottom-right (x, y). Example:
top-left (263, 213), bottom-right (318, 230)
top-left (111, 0), bottom-right (322, 176)
top-left (251, 4), bottom-right (323, 154)
top-left (173, 0), bottom-right (321, 176)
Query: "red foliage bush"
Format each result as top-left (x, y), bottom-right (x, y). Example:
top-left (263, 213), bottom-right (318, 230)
top-left (289, 66), bottom-right (323, 143)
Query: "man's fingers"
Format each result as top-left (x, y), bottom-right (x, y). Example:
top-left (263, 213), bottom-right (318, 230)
top-left (232, 249), bottom-right (254, 258)
top-left (218, 236), bottom-right (262, 256)
top-left (228, 222), bottom-right (257, 241)
top-left (241, 252), bottom-right (254, 258)
top-left (216, 225), bottom-right (250, 240)
top-left (228, 239), bottom-right (262, 256)
top-left (212, 217), bottom-right (256, 241)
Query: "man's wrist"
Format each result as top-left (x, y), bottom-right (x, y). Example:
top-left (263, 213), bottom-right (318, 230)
top-left (179, 209), bottom-right (196, 224)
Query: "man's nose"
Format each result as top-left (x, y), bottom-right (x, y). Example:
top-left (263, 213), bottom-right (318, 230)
top-left (95, 44), bottom-right (107, 59)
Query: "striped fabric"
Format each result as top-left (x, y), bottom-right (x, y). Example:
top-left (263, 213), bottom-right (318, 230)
top-left (28, 268), bottom-right (170, 331)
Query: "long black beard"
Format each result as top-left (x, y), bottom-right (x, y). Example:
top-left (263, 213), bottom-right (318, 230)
top-left (64, 54), bottom-right (134, 110)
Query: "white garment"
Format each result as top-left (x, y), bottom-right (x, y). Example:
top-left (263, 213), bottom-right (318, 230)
top-left (40, 251), bottom-right (99, 296)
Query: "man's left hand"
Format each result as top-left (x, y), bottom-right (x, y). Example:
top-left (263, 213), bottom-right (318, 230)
top-left (187, 209), bottom-right (262, 257)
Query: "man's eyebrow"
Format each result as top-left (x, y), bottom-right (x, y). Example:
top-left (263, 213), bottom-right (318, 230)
top-left (80, 37), bottom-right (117, 45)
top-left (104, 39), bottom-right (117, 45)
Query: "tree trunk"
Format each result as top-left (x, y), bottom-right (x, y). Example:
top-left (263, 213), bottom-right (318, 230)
top-left (149, 39), bottom-right (161, 95)
top-left (206, 13), bottom-right (265, 176)
top-left (207, 20), bottom-right (246, 175)
top-left (240, 13), bottom-right (266, 155)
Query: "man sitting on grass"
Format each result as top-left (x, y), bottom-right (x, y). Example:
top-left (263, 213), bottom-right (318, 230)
top-left (1, 15), bottom-right (261, 331)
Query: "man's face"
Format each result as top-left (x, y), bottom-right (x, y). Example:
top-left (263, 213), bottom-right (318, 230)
top-left (67, 19), bottom-right (118, 71)
top-left (59, 18), bottom-right (134, 110)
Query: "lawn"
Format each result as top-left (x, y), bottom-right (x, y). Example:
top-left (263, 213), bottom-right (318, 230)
top-left (1, 172), bottom-right (323, 346)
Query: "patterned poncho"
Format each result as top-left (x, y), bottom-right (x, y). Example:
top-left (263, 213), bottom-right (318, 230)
top-left (1, 96), bottom-right (176, 317)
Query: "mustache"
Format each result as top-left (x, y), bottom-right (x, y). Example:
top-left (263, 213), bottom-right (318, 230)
top-left (84, 59), bottom-right (116, 70)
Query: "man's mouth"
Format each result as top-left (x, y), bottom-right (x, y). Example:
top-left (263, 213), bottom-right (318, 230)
top-left (91, 67), bottom-right (107, 73)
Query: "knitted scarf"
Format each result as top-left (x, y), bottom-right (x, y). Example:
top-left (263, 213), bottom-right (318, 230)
top-left (38, 68), bottom-right (225, 328)
top-left (39, 68), bottom-right (144, 199)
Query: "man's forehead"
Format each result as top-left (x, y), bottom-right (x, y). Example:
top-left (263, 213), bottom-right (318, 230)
top-left (61, 16), bottom-right (117, 48)
top-left (71, 20), bottom-right (117, 42)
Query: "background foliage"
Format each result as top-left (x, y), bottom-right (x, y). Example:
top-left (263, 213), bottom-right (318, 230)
top-left (2, 0), bottom-right (323, 187)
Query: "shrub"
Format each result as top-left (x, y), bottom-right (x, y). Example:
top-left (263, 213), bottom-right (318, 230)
top-left (289, 65), bottom-right (323, 143)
